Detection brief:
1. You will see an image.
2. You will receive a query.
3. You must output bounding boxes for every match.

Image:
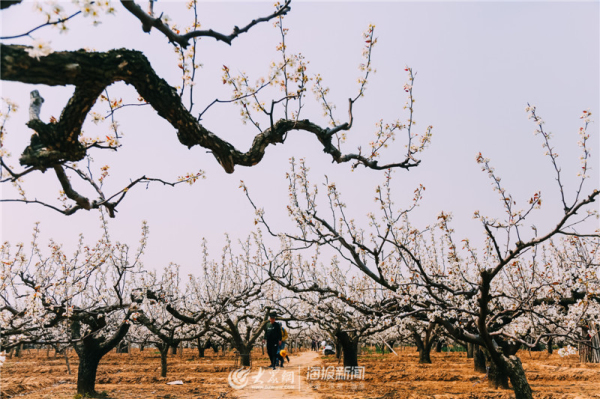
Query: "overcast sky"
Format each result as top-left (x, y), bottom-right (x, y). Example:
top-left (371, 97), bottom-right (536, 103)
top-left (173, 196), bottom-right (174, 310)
top-left (1, 1), bottom-right (598, 276)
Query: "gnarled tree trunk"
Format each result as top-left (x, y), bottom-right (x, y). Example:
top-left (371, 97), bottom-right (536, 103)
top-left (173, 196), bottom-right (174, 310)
top-left (239, 346), bottom-right (252, 367)
top-left (335, 330), bottom-right (359, 368)
top-left (71, 318), bottom-right (130, 397)
top-left (76, 350), bottom-right (102, 395)
top-left (501, 354), bottom-right (533, 399)
top-left (412, 325), bottom-right (437, 364)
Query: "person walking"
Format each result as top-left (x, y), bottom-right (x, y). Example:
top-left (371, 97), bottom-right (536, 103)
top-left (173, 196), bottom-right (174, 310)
top-left (263, 312), bottom-right (282, 370)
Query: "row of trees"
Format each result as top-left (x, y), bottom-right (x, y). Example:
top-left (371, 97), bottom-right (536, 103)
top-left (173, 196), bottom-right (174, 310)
top-left (1, 2), bottom-right (598, 399)
top-left (245, 105), bottom-right (598, 398)
top-left (2, 128), bottom-right (598, 396)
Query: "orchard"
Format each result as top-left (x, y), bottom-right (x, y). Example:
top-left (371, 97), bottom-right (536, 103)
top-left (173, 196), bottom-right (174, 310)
top-left (1, 1), bottom-right (598, 399)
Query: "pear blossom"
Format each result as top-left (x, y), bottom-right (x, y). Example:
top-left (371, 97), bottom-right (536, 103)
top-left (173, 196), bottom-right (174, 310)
top-left (25, 38), bottom-right (53, 60)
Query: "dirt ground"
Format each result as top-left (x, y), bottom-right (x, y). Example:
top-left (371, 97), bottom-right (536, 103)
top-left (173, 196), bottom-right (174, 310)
top-left (1, 346), bottom-right (599, 398)
top-left (317, 347), bottom-right (600, 399)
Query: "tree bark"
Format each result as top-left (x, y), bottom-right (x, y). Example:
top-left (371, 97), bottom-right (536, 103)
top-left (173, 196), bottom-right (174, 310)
top-left (502, 355), bottom-right (534, 399)
top-left (64, 348), bottom-right (72, 375)
top-left (239, 347), bottom-right (252, 367)
top-left (467, 342), bottom-right (474, 359)
top-left (71, 317), bottom-right (130, 396)
top-left (487, 357), bottom-right (509, 389)
top-left (547, 338), bottom-right (553, 355)
top-left (411, 324), bottom-right (437, 364)
top-left (341, 339), bottom-right (359, 368)
top-left (14, 343), bottom-right (22, 358)
top-left (116, 340), bottom-right (129, 353)
top-left (198, 345), bottom-right (205, 358)
top-left (474, 346), bottom-right (486, 373)
top-left (159, 345), bottom-right (169, 378)
top-left (413, 332), bottom-right (435, 364)
top-left (436, 341), bottom-right (443, 352)
top-left (419, 347), bottom-right (432, 363)
top-left (76, 350), bottom-right (102, 395)
top-left (0, 43), bottom-right (415, 178)
top-left (334, 331), bottom-right (359, 368)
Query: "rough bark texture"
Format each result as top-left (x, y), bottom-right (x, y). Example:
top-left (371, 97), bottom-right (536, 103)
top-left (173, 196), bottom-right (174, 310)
top-left (0, 44), bottom-right (418, 176)
top-left (474, 346), bottom-right (486, 373)
top-left (159, 345), bottom-right (169, 378)
top-left (76, 350), bottom-right (102, 395)
top-left (467, 342), bottom-right (474, 359)
top-left (0, 1), bottom-right (23, 10)
top-left (239, 347), bottom-right (252, 367)
top-left (71, 318), bottom-right (130, 396)
top-left (502, 355), bottom-right (534, 399)
top-left (412, 326), bottom-right (437, 364)
top-left (419, 347), bottom-right (432, 364)
top-left (335, 330), bottom-right (359, 368)
top-left (487, 357), bottom-right (510, 389)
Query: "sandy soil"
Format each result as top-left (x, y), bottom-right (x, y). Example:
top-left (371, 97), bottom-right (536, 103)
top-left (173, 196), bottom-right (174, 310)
top-left (316, 348), bottom-right (600, 399)
top-left (1, 347), bottom-right (599, 398)
top-left (235, 351), bottom-right (320, 399)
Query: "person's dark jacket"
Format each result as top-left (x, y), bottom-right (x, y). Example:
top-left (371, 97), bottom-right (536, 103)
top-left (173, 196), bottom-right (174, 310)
top-left (264, 321), bottom-right (282, 344)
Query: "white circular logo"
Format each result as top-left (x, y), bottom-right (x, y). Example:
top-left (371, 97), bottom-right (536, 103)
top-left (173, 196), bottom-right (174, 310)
top-left (228, 367), bottom-right (251, 390)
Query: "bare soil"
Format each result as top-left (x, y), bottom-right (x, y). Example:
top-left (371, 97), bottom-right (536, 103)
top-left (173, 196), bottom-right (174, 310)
top-left (1, 347), bottom-right (599, 399)
top-left (317, 347), bottom-right (600, 399)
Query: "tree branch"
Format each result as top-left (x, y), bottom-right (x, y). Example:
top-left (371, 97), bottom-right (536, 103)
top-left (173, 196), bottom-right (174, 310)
top-left (1, 44), bottom-right (418, 176)
top-left (120, 0), bottom-right (291, 48)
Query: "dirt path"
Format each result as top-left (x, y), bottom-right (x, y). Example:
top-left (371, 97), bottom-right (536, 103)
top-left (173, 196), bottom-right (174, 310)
top-left (233, 350), bottom-right (322, 399)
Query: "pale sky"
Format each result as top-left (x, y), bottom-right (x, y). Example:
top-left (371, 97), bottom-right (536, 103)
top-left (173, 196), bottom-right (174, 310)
top-left (1, 1), bottom-right (598, 276)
